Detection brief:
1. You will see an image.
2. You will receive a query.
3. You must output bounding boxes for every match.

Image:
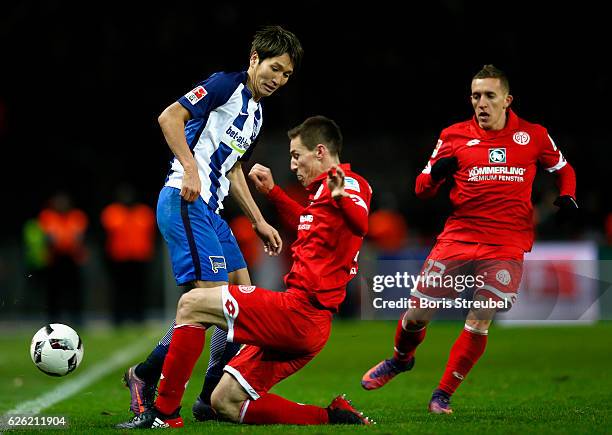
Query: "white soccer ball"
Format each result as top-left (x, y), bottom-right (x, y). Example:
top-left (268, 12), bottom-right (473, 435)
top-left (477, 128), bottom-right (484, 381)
top-left (30, 324), bottom-right (84, 377)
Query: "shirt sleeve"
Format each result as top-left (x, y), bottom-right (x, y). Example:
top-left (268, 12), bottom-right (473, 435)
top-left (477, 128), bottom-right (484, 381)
top-left (177, 72), bottom-right (235, 120)
top-left (337, 176), bottom-right (371, 237)
top-left (266, 185), bottom-right (305, 232)
top-left (415, 133), bottom-right (453, 198)
top-left (538, 130), bottom-right (568, 172)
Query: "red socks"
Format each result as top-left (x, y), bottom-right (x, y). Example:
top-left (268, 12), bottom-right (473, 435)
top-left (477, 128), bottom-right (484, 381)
top-left (393, 314), bottom-right (426, 363)
top-left (155, 324), bottom-right (206, 415)
top-left (438, 325), bottom-right (488, 395)
top-left (241, 393), bottom-right (329, 425)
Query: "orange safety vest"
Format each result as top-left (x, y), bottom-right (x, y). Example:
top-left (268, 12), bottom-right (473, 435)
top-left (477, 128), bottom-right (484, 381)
top-left (101, 203), bottom-right (155, 261)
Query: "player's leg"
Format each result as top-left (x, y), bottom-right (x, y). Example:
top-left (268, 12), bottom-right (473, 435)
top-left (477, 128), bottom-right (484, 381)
top-left (122, 186), bottom-right (227, 416)
top-left (116, 286), bottom-right (227, 429)
top-left (361, 304), bottom-right (435, 390)
top-left (429, 299), bottom-right (495, 414)
top-left (362, 241), bottom-right (469, 390)
top-left (430, 250), bottom-right (523, 414)
top-left (194, 218), bottom-right (249, 420)
top-left (212, 346), bottom-right (371, 425)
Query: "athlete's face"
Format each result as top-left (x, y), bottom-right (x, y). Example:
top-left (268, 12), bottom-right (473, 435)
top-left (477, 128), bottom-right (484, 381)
top-left (470, 78), bottom-right (513, 130)
top-left (248, 52), bottom-right (294, 101)
top-left (290, 136), bottom-right (322, 187)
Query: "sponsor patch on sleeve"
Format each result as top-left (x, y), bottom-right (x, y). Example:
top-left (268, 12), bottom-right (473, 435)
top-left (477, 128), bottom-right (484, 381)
top-left (185, 86), bottom-right (208, 105)
top-left (344, 176), bottom-right (360, 192)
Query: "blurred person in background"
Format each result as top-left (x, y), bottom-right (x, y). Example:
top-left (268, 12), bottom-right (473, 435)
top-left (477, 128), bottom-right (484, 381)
top-left (122, 25), bottom-right (303, 422)
top-left (101, 183), bottom-right (156, 326)
top-left (361, 65), bottom-right (578, 414)
top-left (38, 192), bottom-right (88, 327)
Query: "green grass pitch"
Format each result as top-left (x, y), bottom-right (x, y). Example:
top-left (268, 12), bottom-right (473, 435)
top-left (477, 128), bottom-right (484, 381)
top-left (1, 320), bottom-right (610, 433)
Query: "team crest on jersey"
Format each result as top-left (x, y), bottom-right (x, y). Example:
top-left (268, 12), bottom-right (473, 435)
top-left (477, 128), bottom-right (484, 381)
top-left (209, 256), bottom-right (226, 273)
top-left (488, 148), bottom-right (506, 164)
top-left (513, 131), bottom-right (530, 145)
top-left (238, 285), bottom-right (256, 294)
top-left (185, 86), bottom-right (208, 105)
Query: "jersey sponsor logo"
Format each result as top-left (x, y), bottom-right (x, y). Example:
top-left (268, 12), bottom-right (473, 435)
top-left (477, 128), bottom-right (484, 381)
top-left (225, 125), bottom-right (250, 154)
top-left (298, 214), bottom-right (313, 231)
top-left (513, 131), bottom-right (531, 145)
top-left (209, 256), bottom-right (227, 273)
top-left (344, 176), bottom-right (360, 192)
top-left (488, 148), bottom-right (506, 164)
top-left (466, 139), bottom-right (480, 146)
top-left (467, 166), bottom-right (526, 182)
top-left (238, 285), bottom-right (256, 294)
top-left (496, 269), bottom-right (511, 286)
top-left (185, 86), bottom-right (207, 105)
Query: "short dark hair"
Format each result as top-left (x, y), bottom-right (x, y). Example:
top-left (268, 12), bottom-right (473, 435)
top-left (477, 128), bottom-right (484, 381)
top-left (473, 64), bottom-right (510, 94)
top-left (287, 116), bottom-right (343, 157)
top-left (251, 25), bottom-right (303, 70)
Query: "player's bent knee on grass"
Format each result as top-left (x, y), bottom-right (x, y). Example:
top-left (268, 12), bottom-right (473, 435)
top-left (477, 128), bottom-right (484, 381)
top-left (176, 286), bottom-right (227, 327)
top-left (210, 373), bottom-right (249, 422)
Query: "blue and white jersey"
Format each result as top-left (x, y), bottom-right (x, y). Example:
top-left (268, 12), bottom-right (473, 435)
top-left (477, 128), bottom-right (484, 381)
top-left (165, 71), bottom-right (263, 212)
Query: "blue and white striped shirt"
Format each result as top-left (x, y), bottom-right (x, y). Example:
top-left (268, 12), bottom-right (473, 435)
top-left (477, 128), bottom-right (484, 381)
top-left (165, 71), bottom-right (262, 212)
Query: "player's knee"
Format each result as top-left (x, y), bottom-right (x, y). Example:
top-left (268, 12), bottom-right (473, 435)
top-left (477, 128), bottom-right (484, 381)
top-left (176, 292), bottom-right (199, 322)
top-left (210, 389), bottom-right (241, 422)
top-left (465, 317), bottom-right (491, 333)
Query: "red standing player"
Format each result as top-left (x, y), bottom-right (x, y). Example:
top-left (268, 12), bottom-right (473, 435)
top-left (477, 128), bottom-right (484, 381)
top-left (361, 65), bottom-right (577, 414)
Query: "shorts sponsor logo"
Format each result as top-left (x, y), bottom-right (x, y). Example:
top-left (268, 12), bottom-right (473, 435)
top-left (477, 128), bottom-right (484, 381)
top-left (488, 148), bottom-right (506, 164)
top-left (496, 269), bottom-right (511, 286)
top-left (513, 131), bottom-right (530, 145)
top-left (238, 285), bottom-right (255, 294)
top-left (225, 299), bottom-right (237, 317)
top-left (209, 256), bottom-right (227, 273)
top-left (185, 86), bottom-right (207, 105)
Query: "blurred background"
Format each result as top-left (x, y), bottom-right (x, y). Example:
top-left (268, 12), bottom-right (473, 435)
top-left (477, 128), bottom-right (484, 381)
top-left (1, 1), bottom-right (610, 326)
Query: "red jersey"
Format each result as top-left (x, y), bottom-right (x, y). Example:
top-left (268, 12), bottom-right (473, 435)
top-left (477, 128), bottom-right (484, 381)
top-left (416, 109), bottom-right (575, 251)
top-left (267, 163), bottom-right (371, 311)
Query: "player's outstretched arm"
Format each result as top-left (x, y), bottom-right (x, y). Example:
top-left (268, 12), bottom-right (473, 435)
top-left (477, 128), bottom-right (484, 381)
top-left (229, 162), bottom-right (282, 255)
top-left (158, 102), bottom-right (201, 202)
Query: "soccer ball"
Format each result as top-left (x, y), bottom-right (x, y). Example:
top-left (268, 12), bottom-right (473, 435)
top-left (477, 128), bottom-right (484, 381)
top-left (30, 324), bottom-right (84, 377)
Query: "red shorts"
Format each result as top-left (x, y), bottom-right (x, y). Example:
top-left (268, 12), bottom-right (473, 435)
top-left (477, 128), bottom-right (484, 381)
top-left (412, 240), bottom-right (524, 307)
top-left (221, 285), bottom-right (332, 400)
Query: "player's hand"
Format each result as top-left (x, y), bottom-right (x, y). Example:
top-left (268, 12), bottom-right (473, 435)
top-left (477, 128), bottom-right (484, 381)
top-left (253, 220), bottom-right (282, 256)
top-left (553, 195), bottom-right (579, 226)
top-left (248, 164), bottom-right (275, 195)
top-left (181, 167), bottom-right (201, 202)
top-left (327, 165), bottom-right (348, 200)
top-left (430, 156), bottom-right (458, 182)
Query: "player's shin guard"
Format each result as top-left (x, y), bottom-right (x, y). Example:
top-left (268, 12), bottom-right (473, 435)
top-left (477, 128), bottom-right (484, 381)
top-left (241, 393), bottom-right (329, 425)
top-left (135, 320), bottom-right (175, 384)
top-left (200, 327), bottom-right (241, 404)
top-left (437, 324), bottom-right (488, 395)
top-left (393, 312), bottom-right (427, 363)
top-left (155, 324), bottom-right (206, 415)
